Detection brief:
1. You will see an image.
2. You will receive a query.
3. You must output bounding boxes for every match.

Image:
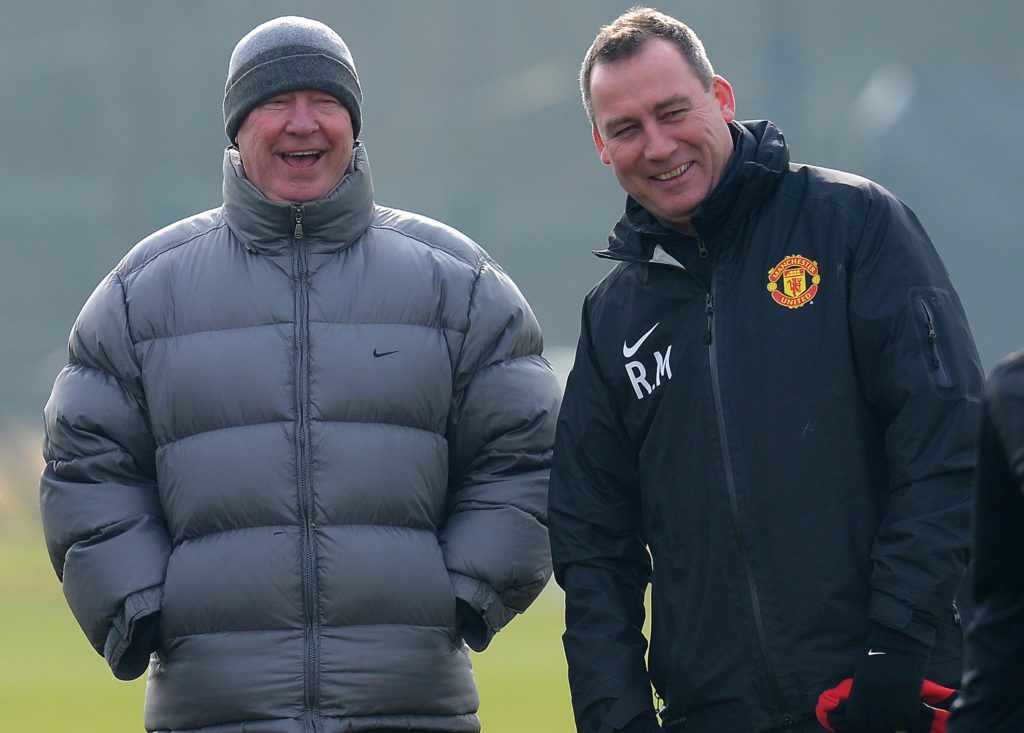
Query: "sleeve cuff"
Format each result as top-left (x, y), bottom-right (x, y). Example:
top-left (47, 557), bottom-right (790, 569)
top-left (598, 685), bottom-right (660, 733)
top-left (869, 592), bottom-right (938, 646)
top-left (613, 713), bottom-right (662, 733)
top-left (104, 584), bottom-right (163, 680)
top-left (867, 622), bottom-right (929, 656)
top-left (449, 571), bottom-right (511, 652)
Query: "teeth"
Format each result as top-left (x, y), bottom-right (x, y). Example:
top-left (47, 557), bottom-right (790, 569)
top-left (654, 162), bottom-right (690, 180)
top-left (285, 151), bottom-right (320, 157)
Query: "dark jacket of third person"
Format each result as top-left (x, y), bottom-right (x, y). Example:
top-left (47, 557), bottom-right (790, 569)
top-left (950, 349), bottom-right (1024, 733)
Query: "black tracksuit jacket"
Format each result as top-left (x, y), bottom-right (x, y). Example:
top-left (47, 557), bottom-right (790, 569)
top-left (950, 350), bottom-right (1024, 733)
top-left (549, 121), bottom-right (983, 733)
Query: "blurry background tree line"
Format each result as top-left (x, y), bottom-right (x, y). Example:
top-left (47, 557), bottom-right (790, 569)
top-left (0, 1), bottom-right (1020, 730)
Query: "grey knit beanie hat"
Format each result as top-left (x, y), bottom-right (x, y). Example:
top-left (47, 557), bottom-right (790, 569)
top-left (223, 16), bottom-right (362, 142)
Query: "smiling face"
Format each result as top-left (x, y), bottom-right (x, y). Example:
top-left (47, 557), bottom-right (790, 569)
top-left (590, 38), bottom-right (736, 235)
top-left (235, 89), bottom-right (354, 203)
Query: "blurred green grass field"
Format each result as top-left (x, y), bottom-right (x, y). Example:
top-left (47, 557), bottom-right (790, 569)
top-left (0, 428), bottom-right (576, 732)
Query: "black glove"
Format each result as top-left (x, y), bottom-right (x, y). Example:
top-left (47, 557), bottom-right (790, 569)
top-left (841, 625), bottom-right (931, 733)
top-left (818, 678), bottom-right (958, 733)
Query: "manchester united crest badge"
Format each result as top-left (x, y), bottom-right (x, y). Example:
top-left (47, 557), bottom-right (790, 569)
top-left (767, 255), bottom-right (820, 309)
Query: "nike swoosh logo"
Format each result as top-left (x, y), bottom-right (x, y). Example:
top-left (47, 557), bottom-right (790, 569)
top-left (623, 322), bottom-right (660, 358)
top-left (373, 349), bottom-right (399, 358)
top-left (867, 649), bottom-right (887, 656)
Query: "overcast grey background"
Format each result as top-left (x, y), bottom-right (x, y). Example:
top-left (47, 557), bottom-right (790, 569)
top-left (3, 0), bottom-right (1021, 425)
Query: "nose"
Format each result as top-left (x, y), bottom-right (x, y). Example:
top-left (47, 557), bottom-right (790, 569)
top-left (284, 99), bottom-right (319, 135)
top-left (644, 123), bottom-right (675, 161)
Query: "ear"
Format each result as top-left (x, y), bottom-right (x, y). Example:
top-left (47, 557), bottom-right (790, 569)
top-left (592, 125), bottom-right (612, 165)
top-left (712, 76), bottom-right (736, 123)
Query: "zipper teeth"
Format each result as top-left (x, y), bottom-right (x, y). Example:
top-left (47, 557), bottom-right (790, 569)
top-left (636, 243), bottom-right (790, 724)
top-left (295, 239), bottom-right (317, 714)
top-left (919, 299), bottom-right (954, 388)
top-left (706, 273), bottom-right (791, 723)
top-left (920, 301), bottom-right (941, 366)
top-left (704, 294), bottom-right (714, 345)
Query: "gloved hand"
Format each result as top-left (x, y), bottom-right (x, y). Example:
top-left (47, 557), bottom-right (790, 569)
top-left (843, 625), bottom-right (930, 733)
top-left (819, 679), bottom-right (954, 733)
top-left (817, 624), bottom-right (939, 733)
top-left (817, 678), bottom-right (957, 733)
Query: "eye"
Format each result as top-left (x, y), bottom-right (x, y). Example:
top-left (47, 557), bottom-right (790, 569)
top-left (611, 123), bottom-right (639, 139)
top-left (663, 107), bottom-right (687, 121)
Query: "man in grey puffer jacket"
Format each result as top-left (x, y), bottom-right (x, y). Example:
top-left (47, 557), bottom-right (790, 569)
top-left (40, 16), bottom-right (560, 733)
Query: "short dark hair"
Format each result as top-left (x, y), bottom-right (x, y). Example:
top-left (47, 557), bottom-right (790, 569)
top-left (580, 7), bottom-right (715, 125)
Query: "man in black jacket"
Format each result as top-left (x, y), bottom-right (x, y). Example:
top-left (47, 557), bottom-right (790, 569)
top-left (949, 350), bottom-right (1024, 732)
top-left (548, 8), bottom-right (982, 733)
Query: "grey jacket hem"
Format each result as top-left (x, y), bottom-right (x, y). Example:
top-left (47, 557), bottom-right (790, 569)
top-left (149, 712), bottom-right (480, 733)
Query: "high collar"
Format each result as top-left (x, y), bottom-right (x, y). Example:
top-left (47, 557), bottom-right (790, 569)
top-left (222, 142), bottom-right (375, 257)
top-left (600, 120), bottom-right (789, 262)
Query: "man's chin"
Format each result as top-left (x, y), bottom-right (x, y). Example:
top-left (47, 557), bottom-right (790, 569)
top-left (268, 180), bottom-right (331, 204)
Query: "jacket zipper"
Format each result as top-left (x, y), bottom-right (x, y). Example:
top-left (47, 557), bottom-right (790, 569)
top-left (705, 271), bottom-right (794, 730)
top-left (601, 241), bottom-right (794, 726)
top-left (918, 298), bottom-right (952, 387)
top-left (293, 204), bottom-right (319, 722)
top-left (704, 293), bottom-right (714, 345)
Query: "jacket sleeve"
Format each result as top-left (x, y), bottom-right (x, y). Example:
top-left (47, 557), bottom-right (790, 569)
top-left (441, 256), bottom-right (560, 652)
top-left (847, 187), bottom-right (983, 645)
top-left (40, 270), bottom-right (171, 680)
top-left (548, 303), bottom-right (656, 733)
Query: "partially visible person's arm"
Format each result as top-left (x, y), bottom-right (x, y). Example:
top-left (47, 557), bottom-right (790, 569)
top-left (950, 352), bottom-right (1024, 732)
top-left (40, 269), bottom-right (171, 680)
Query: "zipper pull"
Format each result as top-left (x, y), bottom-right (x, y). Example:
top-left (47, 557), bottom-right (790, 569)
top-left (697, 238), bottom-right (709, 258)
top-left (293, 205), bottom-right (304, 240)
top-left (704, 293), bottom-right (714, 345)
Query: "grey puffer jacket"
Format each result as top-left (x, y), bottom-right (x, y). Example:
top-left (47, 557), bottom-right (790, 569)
top-left (40, 144), bottom-right (559, 733)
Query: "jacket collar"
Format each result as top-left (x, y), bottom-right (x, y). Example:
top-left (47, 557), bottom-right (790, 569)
top-left (222, 142), bottom-right (375, 257)
top-left (598, 120), bottom-right (789, 263)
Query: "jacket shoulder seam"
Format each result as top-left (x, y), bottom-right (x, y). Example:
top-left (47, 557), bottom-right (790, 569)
top-left (588, 260), bottom-right (641, 304)
top-left (368, 222), bottom-right (482, 272)
top-left (118, 219), bottom-right (229, 282)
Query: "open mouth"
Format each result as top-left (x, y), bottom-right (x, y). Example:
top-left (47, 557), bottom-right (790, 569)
top-left (279, 150), bottom-right (324, 167)
top-left (653, 162), bottom-right (692, 181)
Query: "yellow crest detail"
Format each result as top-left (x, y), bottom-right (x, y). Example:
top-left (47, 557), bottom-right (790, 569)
top-left (766, 255), bottom-right (820, 309)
